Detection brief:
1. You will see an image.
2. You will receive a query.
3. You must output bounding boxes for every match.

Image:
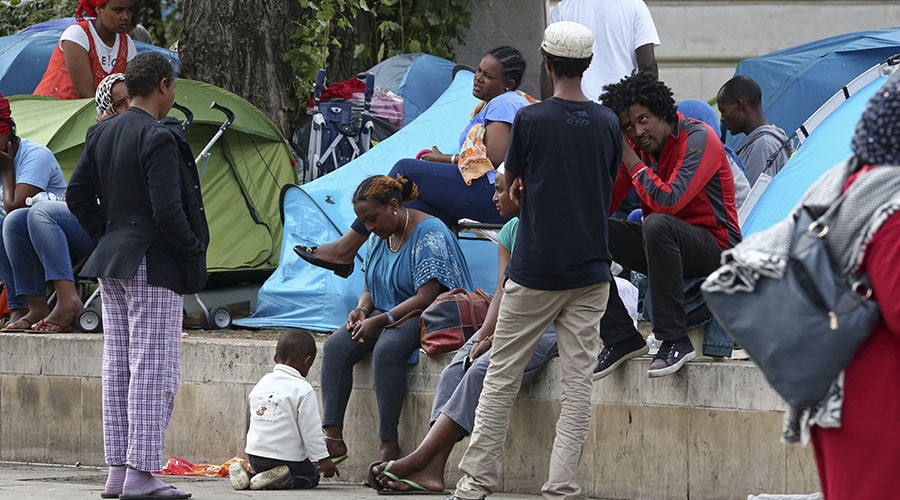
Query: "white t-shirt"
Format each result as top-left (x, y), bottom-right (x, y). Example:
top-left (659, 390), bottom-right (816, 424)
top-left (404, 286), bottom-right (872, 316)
top-left (59, 22), bottom-right (137, 73)
top-left (549, 0), bottom-right (661, 101)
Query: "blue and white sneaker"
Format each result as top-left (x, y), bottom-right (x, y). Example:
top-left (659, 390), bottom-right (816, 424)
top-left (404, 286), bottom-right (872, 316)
top-left (647, 337), bottom-right (695, 378)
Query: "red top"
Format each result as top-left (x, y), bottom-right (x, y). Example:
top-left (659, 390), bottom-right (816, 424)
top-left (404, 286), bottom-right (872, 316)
top-left (33, 20), bottom-right (128, 100)
top-left (610, 113), bottom-right (741, 249)
top-left (812, 164), bottom-right (900, 499)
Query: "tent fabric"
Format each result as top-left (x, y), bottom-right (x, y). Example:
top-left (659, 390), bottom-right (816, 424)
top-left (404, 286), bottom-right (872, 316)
top-left (8, 79), bottom-right (296, 277)
top-left (236, 70), bottom-right (499, 331)
top-left (20, 17), bottom-right (81, 34)
top-left (740, 75), bottom-right (889, 237)
top-left (0, 29), bottom-right (179, 97)
top-left (367, 53), bottom-right (456, 125)
top-left (726, 27), bottom-right (900, 149)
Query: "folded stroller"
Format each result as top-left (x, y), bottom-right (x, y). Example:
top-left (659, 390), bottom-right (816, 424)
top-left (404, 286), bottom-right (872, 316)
top-left (303, 69), bottom-right (375, 182)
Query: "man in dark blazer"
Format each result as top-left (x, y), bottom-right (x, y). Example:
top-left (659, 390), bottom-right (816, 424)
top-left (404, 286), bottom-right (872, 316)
top-left (67, 52), bottom-right (207, 500)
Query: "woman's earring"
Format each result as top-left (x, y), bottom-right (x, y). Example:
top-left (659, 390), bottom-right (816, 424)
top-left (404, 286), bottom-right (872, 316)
top-left (393, 211), bottom-right (398, 215)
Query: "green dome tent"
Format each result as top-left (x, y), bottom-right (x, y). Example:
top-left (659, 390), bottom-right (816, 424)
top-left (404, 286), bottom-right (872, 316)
top-left (8, 79), bottom-right (297, 282)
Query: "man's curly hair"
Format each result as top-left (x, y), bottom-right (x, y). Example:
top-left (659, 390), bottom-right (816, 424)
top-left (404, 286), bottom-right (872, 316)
top-left (600, 72), bottom-right (677, 122)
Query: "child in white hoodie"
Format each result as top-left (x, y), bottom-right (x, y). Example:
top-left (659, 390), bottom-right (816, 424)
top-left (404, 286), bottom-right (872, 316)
top-left (230, 329), bottom-right (339, 490)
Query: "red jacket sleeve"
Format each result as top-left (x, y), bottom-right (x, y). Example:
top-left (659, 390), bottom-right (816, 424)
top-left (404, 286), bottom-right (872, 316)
top-left (631, 124), bottom-right (724, 215)
top-left (609, 159), bottom-right (634, 214)
top-left (863, 212), bottom-right (900, 341)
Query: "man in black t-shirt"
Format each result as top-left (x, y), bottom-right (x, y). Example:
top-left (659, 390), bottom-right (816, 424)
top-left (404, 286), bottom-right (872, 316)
top-left (450, 21), bottom-right (622, 500)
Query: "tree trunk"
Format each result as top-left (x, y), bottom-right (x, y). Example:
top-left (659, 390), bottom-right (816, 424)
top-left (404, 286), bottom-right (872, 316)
top-left (179, 0), bottom-right (302, 138)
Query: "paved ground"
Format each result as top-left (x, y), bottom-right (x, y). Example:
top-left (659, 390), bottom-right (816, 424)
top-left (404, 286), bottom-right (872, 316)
top-left (0, 463), bottom-right (543, 499)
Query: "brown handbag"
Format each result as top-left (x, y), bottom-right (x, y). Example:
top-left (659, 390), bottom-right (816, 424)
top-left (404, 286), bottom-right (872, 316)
top-left (418, 288), bottom-right (492, 356)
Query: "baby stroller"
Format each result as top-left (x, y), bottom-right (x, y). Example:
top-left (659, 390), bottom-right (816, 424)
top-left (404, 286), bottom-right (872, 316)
top-left (66, 101), bottom-right (240, 332)
top-left (303, 69), bottom-right (375, 182)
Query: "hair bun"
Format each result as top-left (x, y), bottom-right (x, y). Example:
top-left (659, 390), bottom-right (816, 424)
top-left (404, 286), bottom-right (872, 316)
top-left (395, 175), bottom-right (419, 203)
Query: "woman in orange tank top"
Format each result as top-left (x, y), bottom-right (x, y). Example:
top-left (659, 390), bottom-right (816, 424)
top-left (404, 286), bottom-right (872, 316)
top-left (34, 0), bottom-right (135, 99)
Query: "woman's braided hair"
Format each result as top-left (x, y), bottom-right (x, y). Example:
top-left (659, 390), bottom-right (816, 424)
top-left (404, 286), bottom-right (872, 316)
top-left (353, 175), bottom-right (419, 207)
top-left (486, 46), bottom-right (526, 91)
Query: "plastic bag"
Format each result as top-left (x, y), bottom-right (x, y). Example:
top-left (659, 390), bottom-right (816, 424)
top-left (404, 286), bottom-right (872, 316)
top-left (161, 456), bottom-right (252, 477)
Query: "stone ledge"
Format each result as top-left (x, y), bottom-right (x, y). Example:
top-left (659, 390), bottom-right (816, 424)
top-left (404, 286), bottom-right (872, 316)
top-left (0, 333), bottom-right (816, 499)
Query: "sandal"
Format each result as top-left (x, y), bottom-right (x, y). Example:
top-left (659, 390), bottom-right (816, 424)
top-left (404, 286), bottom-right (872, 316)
top-left (119, 485), bottom-right (191, 499)
top-left (376, 460), bottom-right (448, 495)
top-left (3, 318), bottom-right (35, 332)
top-left (294, 245), bottom-right (354, 278)
top-left (26, 320), bottom-right (71, 334)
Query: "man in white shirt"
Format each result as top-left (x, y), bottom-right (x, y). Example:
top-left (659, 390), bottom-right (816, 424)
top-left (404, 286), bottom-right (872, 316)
top-left (542, 0), bottom-right (661, 101)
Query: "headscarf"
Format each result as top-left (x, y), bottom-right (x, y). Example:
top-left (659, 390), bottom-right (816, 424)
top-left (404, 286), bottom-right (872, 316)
top-left (76, 0), bottom-right (109, 21)
top-left (0, 93), bottom-right (13, 138)
top-left (852, 76), bottom-right (900, 166)
top-left (95, 73), bottom-right (126, 116)
top-left (677, 99), bottom-right (720, 134)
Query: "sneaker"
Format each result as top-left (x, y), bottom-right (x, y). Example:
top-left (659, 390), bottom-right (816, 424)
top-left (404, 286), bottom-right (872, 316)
top-left (593, 335), bottom-right (649, 380)
top-left (249, 465), bottom-right (291, 490)
top-left (228, 461), bottom-right (250, 490)
top-left (647, 338), bottom-right (696, 378)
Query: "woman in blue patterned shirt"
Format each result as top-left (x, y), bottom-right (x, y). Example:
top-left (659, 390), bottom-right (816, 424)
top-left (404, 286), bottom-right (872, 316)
top-left (319, 175), bottom-right (473, 464)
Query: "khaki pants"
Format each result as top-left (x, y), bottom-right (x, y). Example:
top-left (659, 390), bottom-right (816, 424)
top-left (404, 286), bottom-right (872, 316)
top-left (454, 279), bottom-right (609, 500)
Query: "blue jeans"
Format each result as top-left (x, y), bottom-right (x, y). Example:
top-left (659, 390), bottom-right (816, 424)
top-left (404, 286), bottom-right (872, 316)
top-left (2, 202), bottom-right (97, 306)
top-left (350, 158), bottom-right (506, 234)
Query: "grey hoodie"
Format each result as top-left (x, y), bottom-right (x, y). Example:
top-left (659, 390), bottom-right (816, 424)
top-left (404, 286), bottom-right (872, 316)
top-left (736, 124), bottom-right (792, 186)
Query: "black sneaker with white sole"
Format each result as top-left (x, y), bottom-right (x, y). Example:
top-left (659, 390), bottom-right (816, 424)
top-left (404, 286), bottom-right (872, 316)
top-left (593, 334), bottom-right (650, 380)
top-left (647, 337), bottom-right (696, 378)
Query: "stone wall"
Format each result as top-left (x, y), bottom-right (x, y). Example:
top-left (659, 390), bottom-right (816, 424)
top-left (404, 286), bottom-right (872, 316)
top-left (488, 0), bottom-right (900, 102)
top-left (0, 333), bottom-right (819, 498)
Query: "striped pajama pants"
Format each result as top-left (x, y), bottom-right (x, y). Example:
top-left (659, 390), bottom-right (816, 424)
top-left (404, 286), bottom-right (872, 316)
top-left (100, 258), bottom-right (183, 472)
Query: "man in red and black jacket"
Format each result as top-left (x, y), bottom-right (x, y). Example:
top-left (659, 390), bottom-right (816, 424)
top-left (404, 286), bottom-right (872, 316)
top-left (594, 72), bottom-right (741, 379)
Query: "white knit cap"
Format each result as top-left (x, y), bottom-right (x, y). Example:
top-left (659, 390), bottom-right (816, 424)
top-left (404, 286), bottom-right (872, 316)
top-left (541, 21), bottom-right (593, 59)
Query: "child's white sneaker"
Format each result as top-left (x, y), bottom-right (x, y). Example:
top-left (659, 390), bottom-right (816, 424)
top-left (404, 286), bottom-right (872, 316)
top-left (228, 461), bottom-right (250, 490)
top-left (249, 465), bottom-right (291, 490)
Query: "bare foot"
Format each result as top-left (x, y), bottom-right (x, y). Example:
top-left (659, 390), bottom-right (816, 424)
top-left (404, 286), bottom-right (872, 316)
top-left (8, 308), bottom-right (26, 323)
top-left (323, 427), bottom-right (347, 458)
top-left (40, 295), bottom-right (83, 330)
top-left (4, 309), bottom-right (44, 330)
top-left (375, 461), bottom-right (445, 493)
top-left (379, 440), bottom-right (401, 462)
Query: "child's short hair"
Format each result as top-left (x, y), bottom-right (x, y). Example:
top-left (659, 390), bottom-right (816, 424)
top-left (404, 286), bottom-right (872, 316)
top-left (275, 329), bottom-right (317, 365)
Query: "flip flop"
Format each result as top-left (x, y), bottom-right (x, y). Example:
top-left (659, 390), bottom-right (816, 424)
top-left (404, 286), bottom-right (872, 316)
top-left (367, 461), bottom-right (386, 491)
top-left (294, 245), bottom-right (354, 278)
top-left (100, 493), bottom-right (119, 499)
top-left (314, 453), bottom-right (348, 472)
top-left (376, 460), bottom-right (448, 495)
top-left (3, 318), bottom-right (35, 332)
top-left (119, 485), bottom-right (191, 499)
top-left (26, 319), bottom-right (71, 334)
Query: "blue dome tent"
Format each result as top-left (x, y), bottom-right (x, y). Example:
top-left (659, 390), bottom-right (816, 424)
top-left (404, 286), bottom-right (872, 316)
top-left (726, 28), bottom-right (900, 150)
top-left (741, 58), bottom-right (900, 237)
top-left (0, 28), bottom-right (179, 97)
top-left (236, 69), bottom-right (498, 331)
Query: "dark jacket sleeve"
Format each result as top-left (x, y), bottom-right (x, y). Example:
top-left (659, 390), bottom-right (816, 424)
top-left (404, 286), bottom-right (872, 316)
top-left (66, 127), bottom-right (106, 238)
top-left (630, 125), bottom-right (723, 215)
top-left (143, 126), bottom-right (204, 257)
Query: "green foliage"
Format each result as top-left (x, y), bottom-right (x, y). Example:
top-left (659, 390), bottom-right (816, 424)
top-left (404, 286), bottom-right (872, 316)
top-left (138, 0), bottom-right (182, 49)
top-left (284, 0), bottom-right (478, 99)
top-left (0, 0), bottom-right (78, 37)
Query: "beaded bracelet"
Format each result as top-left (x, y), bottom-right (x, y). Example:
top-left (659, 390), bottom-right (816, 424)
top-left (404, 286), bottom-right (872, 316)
top-left (385, 310), bottom-right (396, 323)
